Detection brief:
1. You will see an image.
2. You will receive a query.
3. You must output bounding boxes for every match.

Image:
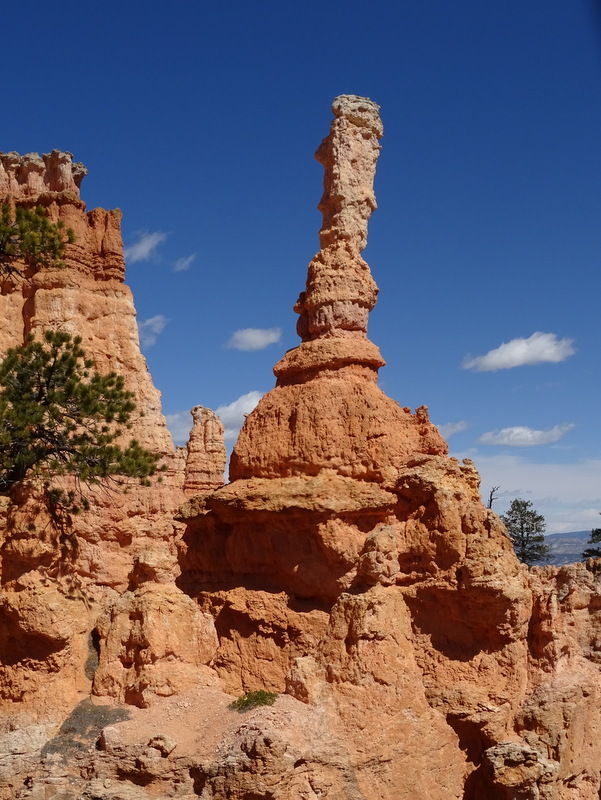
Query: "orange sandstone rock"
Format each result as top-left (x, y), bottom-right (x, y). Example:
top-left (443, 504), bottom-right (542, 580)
top-left (178, 97), bottom-right (601, 799)
top-left (230, 95), bottom-right (447, 482)
top-left (0, 152), bottom-right (206, 712)
top-left (93, 583), bottom-right (219, 707)
top-left (0, 150), bottom-right (86, 200)
top-left (183, 406), bottom-right (227, 497)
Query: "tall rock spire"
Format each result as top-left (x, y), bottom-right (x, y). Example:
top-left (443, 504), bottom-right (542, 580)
top-left (295, 95), bottom-right (382, 342)
top-left (230, 96), bottom-right (447, 483)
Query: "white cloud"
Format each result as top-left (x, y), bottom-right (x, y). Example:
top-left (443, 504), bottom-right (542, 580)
top-left (455, 451), bottom-right (601, 533)
top-left (463, 332), bottom-right (575, 372)
top-left (226, 328), bottom-right (282, 351)
top-left (437, 420), bottom-right (469, 439)
top-left (478, 423), bottom-right (575, 447)
top-left (138, 315), bottom-right (168, 348)
top-left (172, 253), bottom-right (196, 272)
top-left (216, 390), bottom-right (263, 441)
top-left (165, 411), bottom-right (192, 443)
top-left (124, 231), bottom-right (167, 263)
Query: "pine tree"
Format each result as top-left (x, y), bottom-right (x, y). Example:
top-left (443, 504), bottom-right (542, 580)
top-left (582, 518), bottom-right (601, 559)
top-left (501, 498), bottom-right (549, 566)
top-left (0, 330), bottom-right (162, 512)
top-left (0, 203), bottom-right (75, 280)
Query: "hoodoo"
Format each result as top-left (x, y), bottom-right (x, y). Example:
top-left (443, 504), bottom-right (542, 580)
top-left (180, 98), bottom-right (601, 799)
top-left (230, 95), bottom-right (447, 483)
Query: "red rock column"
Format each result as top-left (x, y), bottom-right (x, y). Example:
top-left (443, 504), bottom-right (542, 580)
top-left (295, 95), bottom-right (382, 342)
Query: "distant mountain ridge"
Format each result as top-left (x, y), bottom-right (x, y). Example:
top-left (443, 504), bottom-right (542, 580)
top-left (544, 530), bottom-right (591, 566)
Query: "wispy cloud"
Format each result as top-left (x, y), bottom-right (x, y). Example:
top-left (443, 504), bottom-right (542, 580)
top-left (165, 411), bottom-right (193, 443)
top-left (226, 328), bottom-right (282, 351)
top-left (478, 423), bottom-right (575, 447)
top-left (463, 332), bottom-right (575, 372)
top-left (138, 314), bottom-right (168, 348)
top-left (172, 253), bottom-right (196, 273)
top-left (437, 420), bottom-right (469, 439)
top-left (124, 231), bottom-right (167, 263)
top-left (216, 390), bottom-right (263, 441)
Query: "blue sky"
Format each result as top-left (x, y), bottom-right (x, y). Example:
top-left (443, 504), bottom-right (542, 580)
top-left (3, 0), bottom-right (600, 532)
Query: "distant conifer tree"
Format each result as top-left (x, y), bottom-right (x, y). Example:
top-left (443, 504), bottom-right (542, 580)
top-left (501, 498), bottom-right (549, 566)
top-left (582, 518), bottom-right (601, 559)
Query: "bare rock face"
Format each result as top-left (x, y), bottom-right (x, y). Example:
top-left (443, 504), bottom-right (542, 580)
top-left (183, 406), bottom-right (227, 497)
top-left (92, 584), bottom-right (219, 707)
top-left (0, 150), bottom-right (87, 200)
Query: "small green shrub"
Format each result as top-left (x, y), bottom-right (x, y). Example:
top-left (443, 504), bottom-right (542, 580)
top-left (229, 690), bottom-right (278, 712)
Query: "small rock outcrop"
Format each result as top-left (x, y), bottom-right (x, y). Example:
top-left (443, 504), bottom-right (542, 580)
top-left (0, 150), bottom-right (87, 200)
top-left (182, 406), bottom-right (227, 497)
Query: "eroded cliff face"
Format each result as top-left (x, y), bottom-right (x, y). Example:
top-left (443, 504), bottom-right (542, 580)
top-left (1, 107), bottom-right (601, 800)
top-left (0, 153), bottom-right (210, 716)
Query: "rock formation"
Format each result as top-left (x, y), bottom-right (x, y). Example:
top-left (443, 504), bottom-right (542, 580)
top-left (2, 104), bottom-right (601, 800)
top-left (231, 95), bottom-right (447, 483)
top-left (178, 96), bottom-right (601, 800)
top-left (182, 406), bottom-right (227, 497)
top-left (0, 153), bottom-right (213, 716)
top-left (0, 150), bottom-right (87, 200)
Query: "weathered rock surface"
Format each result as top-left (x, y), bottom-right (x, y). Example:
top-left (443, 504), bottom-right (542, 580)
top-left (179, 97), bottom-right (601, 799)
top-left (2, 104), bottom-right (601, 800)
top-left (0, 150), bottom-right (87, 200)
top-left (92, 583), bottom-right (219, 707)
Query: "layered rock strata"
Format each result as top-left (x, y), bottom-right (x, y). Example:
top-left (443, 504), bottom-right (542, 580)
top-left (230, 95), bottom-right (447, 483)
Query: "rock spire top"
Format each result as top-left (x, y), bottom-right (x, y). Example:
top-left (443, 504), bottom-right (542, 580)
top-left (316, 95), bottom-right (383, 252)
top-left (295, 95), bottom-right (383, 343)
top-left (0, 150), bottom-right (87, 201)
